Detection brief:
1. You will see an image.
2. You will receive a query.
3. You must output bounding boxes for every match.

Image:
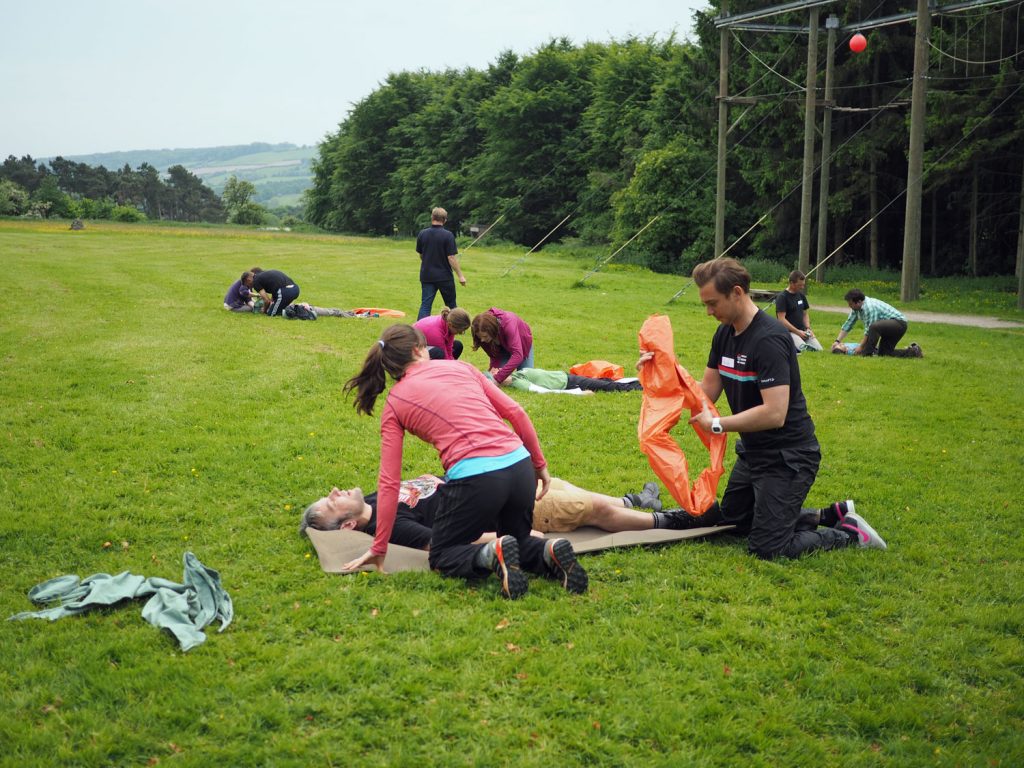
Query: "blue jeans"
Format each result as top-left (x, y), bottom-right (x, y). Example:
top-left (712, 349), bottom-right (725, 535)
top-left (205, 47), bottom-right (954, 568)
top-left (418, 280), bottom-right (457, 320)
top-left (499, 346), bottom-right (534, 371)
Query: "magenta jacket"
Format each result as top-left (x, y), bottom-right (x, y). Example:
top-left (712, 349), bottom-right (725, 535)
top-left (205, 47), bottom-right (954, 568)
top-left (482, 307), bottom-right (533, 384)
top-left (413, 314), bottom-right (456, 360)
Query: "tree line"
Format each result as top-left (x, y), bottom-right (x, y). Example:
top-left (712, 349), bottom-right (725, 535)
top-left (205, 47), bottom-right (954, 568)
top-left (0, 155), bottom-right (272, 225)
top-left (306, 0), bottom-right (1023, 276)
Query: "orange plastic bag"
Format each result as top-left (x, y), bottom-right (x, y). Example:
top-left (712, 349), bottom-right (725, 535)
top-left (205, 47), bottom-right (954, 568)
top-left (637, 315), bottom-right (726, 515)
top-left (569, 360), bottom-right (624, 379)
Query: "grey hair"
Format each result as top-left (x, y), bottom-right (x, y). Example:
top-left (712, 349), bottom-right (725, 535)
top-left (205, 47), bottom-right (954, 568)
top-left (299, 499), bottom-right (340, 535)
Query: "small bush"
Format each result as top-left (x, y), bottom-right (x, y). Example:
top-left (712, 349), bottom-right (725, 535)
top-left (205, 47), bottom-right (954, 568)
top-left (111, 205), bottom-right (147, 222)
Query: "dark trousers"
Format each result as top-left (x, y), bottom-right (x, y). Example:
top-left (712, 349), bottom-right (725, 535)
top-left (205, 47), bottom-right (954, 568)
top-left (566, 374), bottom-right (642, 393)
top-left (427, 340), bottom-right (464, 360)
top-left (703, 442), bottom-right (849, 559)
top-left (418, 280), bottom-right (457, 320)
top-left (864, 318), bottom-right (915, 357)
top-left (266, 284), bottom-right (300, 316)
top-left (428, 458), bottom-right (548, 579)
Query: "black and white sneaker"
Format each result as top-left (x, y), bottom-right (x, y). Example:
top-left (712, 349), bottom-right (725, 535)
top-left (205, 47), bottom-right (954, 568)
top-left (544, 538), bottom-right (589, 594)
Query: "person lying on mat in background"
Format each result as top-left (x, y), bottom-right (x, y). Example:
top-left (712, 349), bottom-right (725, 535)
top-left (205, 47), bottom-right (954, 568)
top-left (491, 367), bottom-right (642, 395)
top-left (413, 307), bottom-right (471, 360)
top-left (341, 323), bottom-right (583, 599)
top-left (299, 474), bottom-right (691, 548)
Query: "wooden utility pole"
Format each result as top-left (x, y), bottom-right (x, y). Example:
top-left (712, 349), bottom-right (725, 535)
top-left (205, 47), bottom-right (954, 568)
top-left (1017, 158), bottom-right (1023, 309)
top-left (814, 14), bottom-right (838, 282)
top-left (900, 0), bottom-right (930, 301)
top-left (798, 6), bottom-right (820, 273)
top-left (969, 163), bottom-right (979, 276)
top-left (715, 3), bottom-right (729, 258)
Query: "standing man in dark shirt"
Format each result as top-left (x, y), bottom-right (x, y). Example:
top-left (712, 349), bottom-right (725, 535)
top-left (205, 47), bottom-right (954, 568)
top-left (415, 207), bottom-right (465, 320)
top-left (638, 258), bottom-right (886, 558)
top-left (775, 269), bottom-right (823, 352)
top-left (252, 269), bottom-right (300, 317)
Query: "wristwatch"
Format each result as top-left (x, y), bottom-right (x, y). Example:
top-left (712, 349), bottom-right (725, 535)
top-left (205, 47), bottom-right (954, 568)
top-left (711, 417), bottom-right (724, 434)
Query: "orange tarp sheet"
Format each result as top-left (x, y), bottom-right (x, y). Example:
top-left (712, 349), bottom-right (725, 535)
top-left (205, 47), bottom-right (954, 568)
top-left (569, 360), bottom-right (624, 379)
top-left (637, 315), bottom-right (726, 515)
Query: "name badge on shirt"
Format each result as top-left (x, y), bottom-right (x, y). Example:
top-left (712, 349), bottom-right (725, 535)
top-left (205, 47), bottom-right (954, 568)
top-left (721, 356), bottom-right (735, 368)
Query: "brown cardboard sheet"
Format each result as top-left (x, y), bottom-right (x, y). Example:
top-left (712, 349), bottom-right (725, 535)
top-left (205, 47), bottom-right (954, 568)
top-left (306, 524), bottom-right (733, 574)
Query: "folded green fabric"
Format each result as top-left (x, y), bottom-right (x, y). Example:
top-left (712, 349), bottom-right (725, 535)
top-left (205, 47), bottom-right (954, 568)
top-left (8, 552), bottom-right (232, 652)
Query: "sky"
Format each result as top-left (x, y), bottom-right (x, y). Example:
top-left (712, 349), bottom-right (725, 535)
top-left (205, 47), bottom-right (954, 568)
top-left (1, 0), bottom-right (708, 159)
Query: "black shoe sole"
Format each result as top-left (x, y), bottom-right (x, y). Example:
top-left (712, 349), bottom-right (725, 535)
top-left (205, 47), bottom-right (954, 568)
top-left (548, 539), bottom-right (588, 594)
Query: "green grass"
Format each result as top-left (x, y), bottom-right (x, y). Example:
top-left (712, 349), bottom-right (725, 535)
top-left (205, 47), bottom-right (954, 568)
top-left (1, 219), bottom-right (1022, 767)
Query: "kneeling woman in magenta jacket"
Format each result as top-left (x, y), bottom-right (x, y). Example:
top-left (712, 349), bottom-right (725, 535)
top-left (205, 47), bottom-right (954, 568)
top-left (471, 307), bottom-right (534, 385)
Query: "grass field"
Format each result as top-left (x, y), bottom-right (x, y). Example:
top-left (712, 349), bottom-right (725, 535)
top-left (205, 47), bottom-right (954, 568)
top-left (1, 219), bottom-right (1022, 767)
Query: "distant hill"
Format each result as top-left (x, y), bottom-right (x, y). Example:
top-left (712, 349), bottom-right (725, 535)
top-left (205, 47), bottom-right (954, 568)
top-left (45, 142), bottom-right (317, 209)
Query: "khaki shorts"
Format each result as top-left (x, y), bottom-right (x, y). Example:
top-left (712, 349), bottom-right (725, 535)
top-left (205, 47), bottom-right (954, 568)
top-left (533, 478), bottom-right (593, 533)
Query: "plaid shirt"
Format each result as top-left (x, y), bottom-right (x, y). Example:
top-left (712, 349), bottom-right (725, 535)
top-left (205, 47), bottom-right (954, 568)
top-left (842, 296), bottom-right (906, 334)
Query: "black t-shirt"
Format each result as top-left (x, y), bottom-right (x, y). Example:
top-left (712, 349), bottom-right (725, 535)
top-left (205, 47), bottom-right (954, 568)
top-left (416, 225), bottom-right (458, 283)
top-left (252, 270), bottom-right (293, 293)
top-left (775, 290), bottom-right (810, 331)
top-left (363, 475), bottom-right (442, 550)
top-left (707, 310), bottom-right (816, 450)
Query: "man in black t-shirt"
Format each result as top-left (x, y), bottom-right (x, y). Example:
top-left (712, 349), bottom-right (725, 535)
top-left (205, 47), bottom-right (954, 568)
top-left (415, 207), bottom-right (465, 320)
top-left (252, 268), bottom-right (300, 317)
top-left (638, 258), bottom-right (886, 558)
top-left (774, 269), bottom-right (823, 352)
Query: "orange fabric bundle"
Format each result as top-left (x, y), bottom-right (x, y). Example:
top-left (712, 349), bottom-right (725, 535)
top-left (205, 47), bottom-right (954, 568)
top-left (637, 315), bottom-right (726, 515)
top-left (350, 308), bottom-right (406, 318)
top-left (568, 360), bottom-right (624, 380)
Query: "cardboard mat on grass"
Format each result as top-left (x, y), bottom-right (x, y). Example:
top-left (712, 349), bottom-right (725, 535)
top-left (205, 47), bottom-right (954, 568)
top-left (306, 525), bottom-right (734, 574)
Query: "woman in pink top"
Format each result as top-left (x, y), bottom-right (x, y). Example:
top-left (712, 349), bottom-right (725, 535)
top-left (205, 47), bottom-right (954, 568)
top-left (471, 308), bottom-right (535, 385)
top-left (341, 324), bottom-right (588, 598)
top-left (412, 307), bottom-right (470, 360)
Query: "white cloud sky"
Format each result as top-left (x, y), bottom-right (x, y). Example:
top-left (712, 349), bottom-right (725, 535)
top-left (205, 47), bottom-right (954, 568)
top-left (1, 0), bottom-right (707, 158)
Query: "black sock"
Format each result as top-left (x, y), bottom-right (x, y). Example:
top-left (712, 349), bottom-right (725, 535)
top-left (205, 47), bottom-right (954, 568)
top-left (819, 504), bottom-right (840, 527)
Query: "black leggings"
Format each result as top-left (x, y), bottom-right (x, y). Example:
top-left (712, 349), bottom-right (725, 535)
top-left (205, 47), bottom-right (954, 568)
top-left (566, 374), bottom-right (642, 392)
top-left (428, 458), bottom-right (547, 579)
top-left (427, 340), bottom-right (464, 360)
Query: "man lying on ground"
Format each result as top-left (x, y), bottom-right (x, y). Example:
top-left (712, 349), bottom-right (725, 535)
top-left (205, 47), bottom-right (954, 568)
top-left (299, 474), bottom-right (689, 549)
top-left (488, 367), bottom-right (642, 396)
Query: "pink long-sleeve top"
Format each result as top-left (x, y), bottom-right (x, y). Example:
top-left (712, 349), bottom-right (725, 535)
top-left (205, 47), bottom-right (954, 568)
top-left (371, 360), bottom-right (546, 556)
top-left (480, 307), bottom-right (533, 384)
top-left (413, 314), bottom-right (456, 360)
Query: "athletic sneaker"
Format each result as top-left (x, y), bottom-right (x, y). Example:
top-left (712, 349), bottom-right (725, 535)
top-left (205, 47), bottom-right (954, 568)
top-left (492, 536), bottom-right (529, 599)
top-left (840, 510), bottom-right (888, 550)
top-left (544, 538), bottom-right (589, 594)
top-left (657, 508), bottom-right (700, 530)
top-left (624, 482), bottom-right (663, 512)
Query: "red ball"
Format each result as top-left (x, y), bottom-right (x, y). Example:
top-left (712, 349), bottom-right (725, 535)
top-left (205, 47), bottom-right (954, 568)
top-left (849, 33), bottom-right (867, 53)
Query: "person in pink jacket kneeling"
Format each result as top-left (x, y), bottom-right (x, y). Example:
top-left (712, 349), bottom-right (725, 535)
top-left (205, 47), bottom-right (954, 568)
top-left (471, 307), bottom-right (534, 386)
top-left (341, 324), bottom-right (587, 599)
top-left (413, 307), bottom-right (470, 360)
